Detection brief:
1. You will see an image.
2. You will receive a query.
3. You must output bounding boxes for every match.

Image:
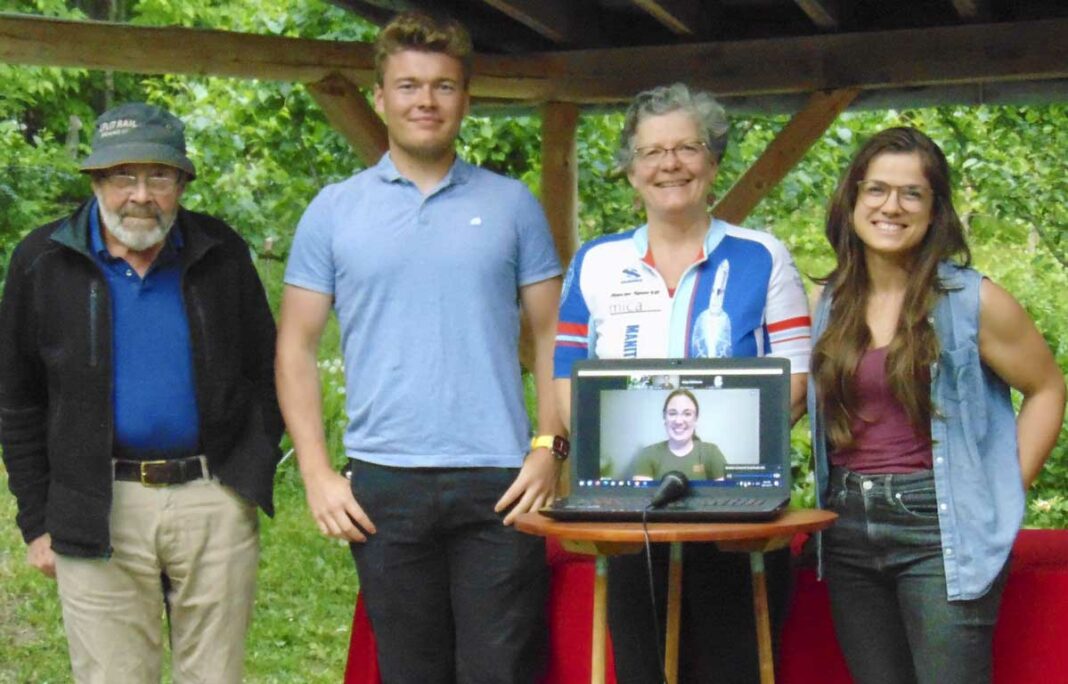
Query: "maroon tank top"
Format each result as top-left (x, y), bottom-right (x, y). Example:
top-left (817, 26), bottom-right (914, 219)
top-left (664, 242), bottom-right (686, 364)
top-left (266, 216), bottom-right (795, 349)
top-left (829, 346), bottom-right (933, 474)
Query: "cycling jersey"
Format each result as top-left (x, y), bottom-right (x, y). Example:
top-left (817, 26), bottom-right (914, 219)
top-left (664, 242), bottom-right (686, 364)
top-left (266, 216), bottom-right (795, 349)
top-left (554, 219), bottom-right (811, 376)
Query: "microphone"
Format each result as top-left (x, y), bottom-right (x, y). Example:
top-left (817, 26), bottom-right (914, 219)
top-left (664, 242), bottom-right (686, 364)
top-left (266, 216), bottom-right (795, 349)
top-left (649, 471), bottom-right (690, 509)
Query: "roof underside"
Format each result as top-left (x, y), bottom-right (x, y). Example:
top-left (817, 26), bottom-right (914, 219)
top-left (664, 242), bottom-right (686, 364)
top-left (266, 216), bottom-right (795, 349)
top-left (332, 0), bottom-right (1068, 111)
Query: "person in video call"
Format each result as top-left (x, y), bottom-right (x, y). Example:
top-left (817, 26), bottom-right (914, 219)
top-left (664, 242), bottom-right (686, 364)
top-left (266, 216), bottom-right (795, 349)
top-left (633, 388), bottom-right (727, 481)
top-left (553, 82), bottom-right (811, 684)
top-left (809, 126), bottom-right (1066, 684)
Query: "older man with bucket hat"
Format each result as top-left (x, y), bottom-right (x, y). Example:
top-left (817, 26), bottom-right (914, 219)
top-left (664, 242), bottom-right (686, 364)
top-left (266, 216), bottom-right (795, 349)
top-left (0, 102), bottom-right (283, 683)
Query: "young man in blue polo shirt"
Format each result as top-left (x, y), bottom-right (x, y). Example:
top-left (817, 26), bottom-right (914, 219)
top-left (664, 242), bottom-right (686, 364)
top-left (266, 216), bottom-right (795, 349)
top-left (0, 103), bottom-right (283, 683)
top-left (276, 11), bottom-right (565, 684)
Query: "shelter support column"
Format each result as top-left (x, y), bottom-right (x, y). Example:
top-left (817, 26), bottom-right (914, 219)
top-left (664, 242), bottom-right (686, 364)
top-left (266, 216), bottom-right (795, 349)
top-left (526, 102), bottom-right (579, 493)
top-left (713, 88), bottom-right (860, 224)
top-left (307, 72), bottom-right (388, 168)
top-left (520, 101), bottom-right (580, 373)
top-left (540, 101), bottom-right (581, 269)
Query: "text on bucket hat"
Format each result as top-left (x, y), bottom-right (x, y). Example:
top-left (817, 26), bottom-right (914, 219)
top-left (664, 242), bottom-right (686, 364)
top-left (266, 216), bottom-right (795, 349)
top-left (80, 102), bottom-right (196, 179)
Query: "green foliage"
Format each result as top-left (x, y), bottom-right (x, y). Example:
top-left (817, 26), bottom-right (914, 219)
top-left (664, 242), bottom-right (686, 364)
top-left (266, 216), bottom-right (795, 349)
top-left (2, 3), bottom-right (1068, 680)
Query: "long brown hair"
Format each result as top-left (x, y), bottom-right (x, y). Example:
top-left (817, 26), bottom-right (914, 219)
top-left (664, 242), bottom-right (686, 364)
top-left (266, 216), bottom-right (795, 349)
top-left (813, 127), bottom-right (971, 449)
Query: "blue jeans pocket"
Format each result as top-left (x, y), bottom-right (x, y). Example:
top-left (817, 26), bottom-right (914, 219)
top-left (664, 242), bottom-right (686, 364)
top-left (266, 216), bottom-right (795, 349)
top-left (893, 486), bottom-right (939, 518)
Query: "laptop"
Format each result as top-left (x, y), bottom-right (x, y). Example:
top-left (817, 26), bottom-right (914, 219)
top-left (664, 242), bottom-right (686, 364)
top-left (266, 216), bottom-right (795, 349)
top-left (543, 357), bottom-right (792, 522)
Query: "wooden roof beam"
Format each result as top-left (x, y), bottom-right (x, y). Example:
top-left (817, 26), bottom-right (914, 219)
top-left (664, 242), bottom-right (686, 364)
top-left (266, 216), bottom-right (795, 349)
top-left (3, 13), bottom-right (1067, 105)
top-left (306, 73), bottom-right (388, 167)
top-left (792, 0), bottom-right (839, 30)
top-left (630, 0), bottom-right (701, 36)
top-left (0, 12), bottom-right (551, 99)
top-left (533, 17), bottom-right (1068, 102)
top-left (476, 0), bottom-right (582, 45)
top-left (713, 88), bottom-right (859, 224)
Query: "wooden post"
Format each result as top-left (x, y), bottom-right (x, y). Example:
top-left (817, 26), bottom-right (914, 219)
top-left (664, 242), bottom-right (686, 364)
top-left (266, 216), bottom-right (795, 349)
top-left (307, 73), bottom-right (388, 167)
top-left (665, 541), bottom-right (684, 684)
top-left (713, 88), bottom-right (859, 224)
top-left (540, 101), bottom-right (581, 268)
top-left (592, 556), bottom-right (609, 684)
top-left (750, 552), bottom-right (775, 684)
top-left (536, 101), bottom-right (580, 494)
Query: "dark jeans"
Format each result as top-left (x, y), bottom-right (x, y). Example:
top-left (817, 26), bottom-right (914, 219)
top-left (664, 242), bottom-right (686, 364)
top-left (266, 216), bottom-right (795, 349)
top-left (607, 543), bottom-right (792, 684)
top-left (823, 467), bottom-right (1009, 684)
top-left (349, 461), bottom-right (548, 684)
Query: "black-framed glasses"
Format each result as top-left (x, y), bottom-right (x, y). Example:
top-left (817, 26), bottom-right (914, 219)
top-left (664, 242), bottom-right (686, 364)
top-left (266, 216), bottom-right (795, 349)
top-left (856, 180), bottom-right (932, 211)
top-left (633, 140), bottom-right (709, 166)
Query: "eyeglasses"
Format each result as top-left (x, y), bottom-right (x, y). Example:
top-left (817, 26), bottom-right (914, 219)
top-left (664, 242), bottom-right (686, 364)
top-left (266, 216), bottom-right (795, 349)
top-left (665, 410), bottom-right (696, 420)
top-left (105, 172), bottom-right (181, 195)
top-left (633, 140), bottom-right (709, 166)
top-left (856, 180), bottom-right (932, 211)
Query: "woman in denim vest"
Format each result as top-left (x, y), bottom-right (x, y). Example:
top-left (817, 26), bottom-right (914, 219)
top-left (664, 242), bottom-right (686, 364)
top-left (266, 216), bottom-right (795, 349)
top-left (808, 127), bottom-right (1065, 684)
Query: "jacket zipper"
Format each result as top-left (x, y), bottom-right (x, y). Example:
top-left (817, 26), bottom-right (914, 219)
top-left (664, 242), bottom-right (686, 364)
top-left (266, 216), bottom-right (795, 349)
top-left (88, 280), bottom-right (101, 367)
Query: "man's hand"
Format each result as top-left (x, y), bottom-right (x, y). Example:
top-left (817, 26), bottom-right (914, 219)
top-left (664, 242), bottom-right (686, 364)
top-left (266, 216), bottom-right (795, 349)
top-left (495, 448), bottom-right (559, 525)
top-left (27, 534), bottom-right (56, 578)
top-left (303, 469), bottom-right (377, 542)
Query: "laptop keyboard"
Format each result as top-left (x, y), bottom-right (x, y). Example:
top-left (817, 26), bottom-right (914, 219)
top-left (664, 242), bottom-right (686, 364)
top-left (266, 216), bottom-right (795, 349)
top-left (555, 496), bottom-right (766, 512)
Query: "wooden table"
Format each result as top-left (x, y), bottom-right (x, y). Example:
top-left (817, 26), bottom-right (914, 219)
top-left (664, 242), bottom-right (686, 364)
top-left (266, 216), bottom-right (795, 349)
top-left (516, 508), bottom-right (837, 684)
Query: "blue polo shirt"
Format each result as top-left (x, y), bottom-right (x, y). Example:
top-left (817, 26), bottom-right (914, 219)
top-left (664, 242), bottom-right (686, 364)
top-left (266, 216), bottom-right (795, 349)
top-left (285, 153), bottom-right (560, 468)
top-left (90, 200), bottom-right (200, 459)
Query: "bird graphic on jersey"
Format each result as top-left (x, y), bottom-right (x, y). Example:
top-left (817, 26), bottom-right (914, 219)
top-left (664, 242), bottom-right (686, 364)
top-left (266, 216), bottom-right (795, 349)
top-left (691, 259), bottom-right (732, 358)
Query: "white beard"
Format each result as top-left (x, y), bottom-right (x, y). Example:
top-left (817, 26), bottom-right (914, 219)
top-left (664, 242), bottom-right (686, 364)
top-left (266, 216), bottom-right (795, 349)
top-left (95, 193), bottom-right (177, 252)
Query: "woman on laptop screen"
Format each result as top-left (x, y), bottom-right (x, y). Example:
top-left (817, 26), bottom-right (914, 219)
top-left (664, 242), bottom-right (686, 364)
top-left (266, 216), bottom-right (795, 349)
top-left (633, 388), bottom-right (727, 481)
top-left (809, 127), bottom-right (1065, 684)
top-left (553, 83), bottom-right (811, 684)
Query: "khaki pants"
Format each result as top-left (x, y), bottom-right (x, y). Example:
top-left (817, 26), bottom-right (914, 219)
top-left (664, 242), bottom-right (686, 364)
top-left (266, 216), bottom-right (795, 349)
top-left (54, 478), bottom-right (259, 684)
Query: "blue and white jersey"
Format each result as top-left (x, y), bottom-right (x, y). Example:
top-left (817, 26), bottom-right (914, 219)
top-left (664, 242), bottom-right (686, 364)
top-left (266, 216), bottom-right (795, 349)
top-left (554, 219), bottom-right (811, 376)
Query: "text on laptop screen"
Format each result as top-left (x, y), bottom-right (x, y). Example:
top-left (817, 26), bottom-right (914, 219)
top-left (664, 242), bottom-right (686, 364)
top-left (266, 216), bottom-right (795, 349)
top-left (571, 359), bottom-right (789, 491)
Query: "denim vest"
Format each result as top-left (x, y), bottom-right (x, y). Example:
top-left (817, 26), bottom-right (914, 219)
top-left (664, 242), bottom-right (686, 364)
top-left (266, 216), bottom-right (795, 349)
top-left (808, 262), bottom-right (1023, 600)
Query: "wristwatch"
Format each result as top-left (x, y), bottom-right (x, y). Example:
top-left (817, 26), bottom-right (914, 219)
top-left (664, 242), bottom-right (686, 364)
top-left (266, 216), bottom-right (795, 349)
top-left (530, 434), bottom-right (570, 461)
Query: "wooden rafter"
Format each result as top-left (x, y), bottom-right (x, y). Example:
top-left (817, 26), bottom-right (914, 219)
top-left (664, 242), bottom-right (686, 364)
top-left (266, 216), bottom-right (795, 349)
top-left (2, 13), bottom-right (1067, 104)
top-left (630, 0), bottom-right (700, 36)
top-left (712, 88), bottom-right (860, 225)
top-left (306, 73), bottom-right (388, 167)
top-left (477, 0), bottom-right (580, 44)
top-left (792, 0), bottom-right (839, 30)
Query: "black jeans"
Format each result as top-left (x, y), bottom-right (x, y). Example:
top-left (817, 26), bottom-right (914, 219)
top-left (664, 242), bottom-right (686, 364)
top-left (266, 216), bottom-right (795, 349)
top-left (350, 461), bottom-right (548, 684)
top-left (607, 543), bottom-right (792, 684)
top-left (823, 467), bottom-right (1009, 684)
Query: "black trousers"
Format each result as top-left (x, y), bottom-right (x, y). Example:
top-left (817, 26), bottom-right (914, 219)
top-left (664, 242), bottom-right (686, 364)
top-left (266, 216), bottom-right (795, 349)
top-left (350, 460), bottom-right (548, 684)
top-left (608, 544), bottom-right (792, 684)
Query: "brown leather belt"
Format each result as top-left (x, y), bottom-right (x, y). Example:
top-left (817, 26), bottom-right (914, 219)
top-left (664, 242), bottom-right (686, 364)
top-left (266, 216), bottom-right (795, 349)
top-left (113, 455), bottom-right (208, 487)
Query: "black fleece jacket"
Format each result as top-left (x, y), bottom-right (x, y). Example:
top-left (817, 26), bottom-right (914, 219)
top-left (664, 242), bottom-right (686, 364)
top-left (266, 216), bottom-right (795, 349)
top-left (0, 200), bottom-right (283, 557)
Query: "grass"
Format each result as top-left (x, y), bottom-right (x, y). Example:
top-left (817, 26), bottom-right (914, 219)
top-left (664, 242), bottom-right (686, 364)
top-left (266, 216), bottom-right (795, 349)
top-left (0, 458), bottom-right (358, 683)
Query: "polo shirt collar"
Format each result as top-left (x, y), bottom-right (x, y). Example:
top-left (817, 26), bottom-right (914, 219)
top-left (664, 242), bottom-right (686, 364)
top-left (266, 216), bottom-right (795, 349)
top-left (373, 151), bottom-right (473, 190)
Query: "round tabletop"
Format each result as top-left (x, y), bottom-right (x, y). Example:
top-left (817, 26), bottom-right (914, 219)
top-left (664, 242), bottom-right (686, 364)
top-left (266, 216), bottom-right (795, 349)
top-left (515, 508), bottom-right (837, 544)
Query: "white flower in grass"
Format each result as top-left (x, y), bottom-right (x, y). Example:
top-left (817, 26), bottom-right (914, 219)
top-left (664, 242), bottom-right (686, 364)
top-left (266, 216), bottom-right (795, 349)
top-left (1032, 499), bottom-right (1054, 513)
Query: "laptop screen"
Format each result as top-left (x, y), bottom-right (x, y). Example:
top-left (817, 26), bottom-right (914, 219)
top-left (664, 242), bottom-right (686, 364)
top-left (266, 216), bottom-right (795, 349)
top-left (570, 358), bottom-right (791, 494)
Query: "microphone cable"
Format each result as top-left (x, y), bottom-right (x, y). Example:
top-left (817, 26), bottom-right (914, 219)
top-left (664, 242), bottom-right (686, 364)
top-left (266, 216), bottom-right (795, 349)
top-left (641, 505), bottom-right (670, 684)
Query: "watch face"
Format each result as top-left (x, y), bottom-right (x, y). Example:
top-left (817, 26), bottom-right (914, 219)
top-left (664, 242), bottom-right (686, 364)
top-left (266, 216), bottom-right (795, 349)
top-left (552, 436), bottom-right (570, 460)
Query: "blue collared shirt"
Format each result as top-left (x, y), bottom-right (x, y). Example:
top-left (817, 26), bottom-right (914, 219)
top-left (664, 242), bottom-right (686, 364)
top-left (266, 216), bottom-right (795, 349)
top-left (285, 153), bottom-right (560, 468)
top-left (90, 200), bottom-right (200, 458)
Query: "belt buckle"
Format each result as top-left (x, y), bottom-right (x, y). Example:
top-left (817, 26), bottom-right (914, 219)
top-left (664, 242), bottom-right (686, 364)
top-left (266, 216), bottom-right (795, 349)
top-left (139, 460), bottom-right (168, 487)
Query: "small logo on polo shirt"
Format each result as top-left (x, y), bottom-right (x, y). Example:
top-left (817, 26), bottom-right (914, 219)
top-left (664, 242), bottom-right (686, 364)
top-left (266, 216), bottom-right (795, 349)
top-left (621, 267), bottom-right (642, 284)
top-left (470, 216), bottom-right (482, 226)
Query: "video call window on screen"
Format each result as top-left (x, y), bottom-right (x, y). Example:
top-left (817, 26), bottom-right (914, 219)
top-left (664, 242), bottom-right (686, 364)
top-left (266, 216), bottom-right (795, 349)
top-left (573, 368), bottom-right (787, 491)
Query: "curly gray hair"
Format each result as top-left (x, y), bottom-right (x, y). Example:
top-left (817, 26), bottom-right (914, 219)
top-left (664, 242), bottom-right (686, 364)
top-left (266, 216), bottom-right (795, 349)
top-left (616, 83), bottom-right (729, 171)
